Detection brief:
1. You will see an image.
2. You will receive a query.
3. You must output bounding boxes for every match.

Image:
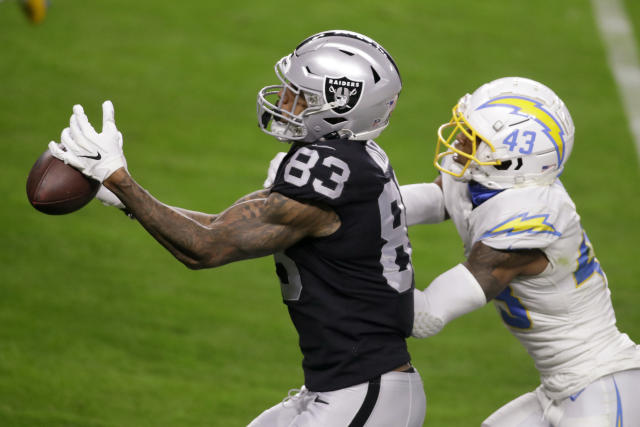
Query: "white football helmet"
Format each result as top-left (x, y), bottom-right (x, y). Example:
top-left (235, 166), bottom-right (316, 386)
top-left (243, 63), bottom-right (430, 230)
top-left (435, 77), bottom-right (575, 189)
top-left (257, 30), bottom-right (402, 143)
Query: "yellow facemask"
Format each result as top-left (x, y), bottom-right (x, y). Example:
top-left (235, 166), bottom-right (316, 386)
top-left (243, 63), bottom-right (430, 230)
top-left (434, 103), bottom-right (501, 178)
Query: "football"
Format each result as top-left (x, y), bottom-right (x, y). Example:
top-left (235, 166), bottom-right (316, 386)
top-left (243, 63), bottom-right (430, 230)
top-left (26, 149), bottom-right (100, 215)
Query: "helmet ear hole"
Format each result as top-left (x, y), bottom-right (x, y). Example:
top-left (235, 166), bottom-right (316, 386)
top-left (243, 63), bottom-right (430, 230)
top-left (494, 160), bottom-right (512, 170)
top-left (492, 158), bottom-right (524, 171)
top-left (324, 117), bottom-right (347, 125)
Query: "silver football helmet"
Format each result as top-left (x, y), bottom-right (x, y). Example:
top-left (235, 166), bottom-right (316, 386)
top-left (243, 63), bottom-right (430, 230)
top-left (257, 30), bottom-right (402, 143)
top-left (435, 77), bottom-right (575, 189)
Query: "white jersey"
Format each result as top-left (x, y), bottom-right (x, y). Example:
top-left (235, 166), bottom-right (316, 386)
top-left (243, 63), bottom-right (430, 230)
top-left (441, 173), bottom-right (640, 400)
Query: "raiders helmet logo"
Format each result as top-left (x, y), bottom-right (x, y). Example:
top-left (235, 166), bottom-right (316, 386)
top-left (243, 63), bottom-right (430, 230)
top-left (324, 76), bottom-right (364, 114)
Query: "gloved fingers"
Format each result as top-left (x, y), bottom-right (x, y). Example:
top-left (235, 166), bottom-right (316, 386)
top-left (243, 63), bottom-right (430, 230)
top-left (60, 127), bottom-right (82, 152)
top-left (72, 104), bottom-right (99, 141)
top-left (69, 114), bottom-right (96, 153)
top-left (48, 140), bottom-right (84, 170)
top-left (101, 100), bottom-right (118, 134)
top-left (47, 140), bottom-right (66, 159)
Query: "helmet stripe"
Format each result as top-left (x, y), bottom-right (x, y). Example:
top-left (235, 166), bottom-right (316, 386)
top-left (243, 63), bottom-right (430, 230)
top-left (477, 96), bottom-right (566, 165)
top-left (294, 30), bottom-right (401, 84)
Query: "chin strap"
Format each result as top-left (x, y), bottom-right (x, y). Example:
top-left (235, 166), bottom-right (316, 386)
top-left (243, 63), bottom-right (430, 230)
top-left (319, 129), bottom-right (354, 141)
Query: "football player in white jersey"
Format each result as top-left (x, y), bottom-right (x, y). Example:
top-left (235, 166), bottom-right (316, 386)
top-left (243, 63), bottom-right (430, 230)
top-left (403, 76), bottom-right (640, 426)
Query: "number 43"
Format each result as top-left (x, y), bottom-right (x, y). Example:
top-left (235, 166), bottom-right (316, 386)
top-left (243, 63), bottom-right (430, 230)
top-left (502, 130), bottom-right (536, 154)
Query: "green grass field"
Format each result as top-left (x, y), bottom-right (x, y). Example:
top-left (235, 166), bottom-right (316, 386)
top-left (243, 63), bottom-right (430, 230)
top-left (2, 0), bottom-right (639, 425)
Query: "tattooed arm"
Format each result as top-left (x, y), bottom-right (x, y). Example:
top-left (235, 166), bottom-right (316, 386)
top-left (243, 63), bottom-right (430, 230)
top-left (172, 190), bottom-right (271, 227)
top-left (464, 241), bottom-right (549, 301)
top-left (104, 168), bottom-right (340, 269)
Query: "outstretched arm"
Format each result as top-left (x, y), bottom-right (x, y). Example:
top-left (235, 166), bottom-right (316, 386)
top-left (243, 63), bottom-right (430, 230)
top-left (104, 168), bottom-right (339, 269)
top-left (412, 241), bottom-right (548, 338)
top-left (172, 189), bottom-right (270, 227)
top-left (400, 175), bottom-right (447, 226)
top-left (95, 184), bottom-right (268, 227)
top-left (47, 101), bottom-right (340, 270)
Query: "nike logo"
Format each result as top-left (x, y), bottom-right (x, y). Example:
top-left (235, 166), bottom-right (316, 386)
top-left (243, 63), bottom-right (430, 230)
top-left (79, 152), bottom-right (102, 160)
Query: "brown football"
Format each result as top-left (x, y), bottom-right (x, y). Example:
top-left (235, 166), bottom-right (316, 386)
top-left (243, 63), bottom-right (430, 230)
top-left (26, 149), bottom-right (100, 215)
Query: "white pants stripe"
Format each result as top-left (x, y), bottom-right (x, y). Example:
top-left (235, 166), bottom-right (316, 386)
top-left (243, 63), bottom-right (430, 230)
top-left (247, 369), bottom-right (426, 427)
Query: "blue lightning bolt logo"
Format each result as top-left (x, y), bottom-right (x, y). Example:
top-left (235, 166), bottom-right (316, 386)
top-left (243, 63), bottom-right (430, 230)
top-left (477, 96), bottom-right (566, 165)
top-left (481, 213), bottom-right (561, 239)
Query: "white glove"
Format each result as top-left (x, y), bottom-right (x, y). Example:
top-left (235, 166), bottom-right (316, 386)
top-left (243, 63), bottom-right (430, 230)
top-left (48, 100), bottom-right (126, 183)
top-left (263, 151), bottom-right (287, 188)
top-left (96, 185), bottom-right (125, 209)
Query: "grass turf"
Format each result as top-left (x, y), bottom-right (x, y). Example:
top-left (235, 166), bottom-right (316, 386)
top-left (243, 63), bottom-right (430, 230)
top-left (1, 0), bottom-right (639, 425)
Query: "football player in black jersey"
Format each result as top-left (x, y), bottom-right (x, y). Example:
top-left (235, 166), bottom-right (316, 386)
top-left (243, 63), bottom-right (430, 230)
top-left (48, 30), bottom-right (426, 426)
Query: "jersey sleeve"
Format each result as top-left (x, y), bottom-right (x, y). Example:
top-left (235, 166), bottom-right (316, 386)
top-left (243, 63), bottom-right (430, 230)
top-left (470, 187), bottom-right (563, 251)
top-left (400, 182), bottom-right (446, 226)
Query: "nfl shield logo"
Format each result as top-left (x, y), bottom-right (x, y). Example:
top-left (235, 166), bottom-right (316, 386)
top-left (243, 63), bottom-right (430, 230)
top-left (324, 76), bottom-right (364, 114)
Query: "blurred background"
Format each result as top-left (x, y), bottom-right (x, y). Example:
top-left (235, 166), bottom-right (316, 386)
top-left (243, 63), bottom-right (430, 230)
top-left (1, 0), bottom-right (639, 425)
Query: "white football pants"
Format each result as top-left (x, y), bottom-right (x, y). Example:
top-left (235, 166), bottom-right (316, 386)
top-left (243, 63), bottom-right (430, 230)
top-left (247, 369), bottom-right (426, 427)
top-left (482, 368), bottom-right (640, 427)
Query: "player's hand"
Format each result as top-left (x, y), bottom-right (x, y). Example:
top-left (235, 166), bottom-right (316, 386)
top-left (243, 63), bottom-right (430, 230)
top-left (96, 185), bottom-right (125, 209)
top-left (263, 151), bottom-right (287, 188)
top-left (48, 100), bottom-right (126, 183)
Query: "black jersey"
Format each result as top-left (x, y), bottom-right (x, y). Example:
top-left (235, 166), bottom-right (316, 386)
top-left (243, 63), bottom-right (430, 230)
top-left (270, 139), bottom-right (415, 392)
